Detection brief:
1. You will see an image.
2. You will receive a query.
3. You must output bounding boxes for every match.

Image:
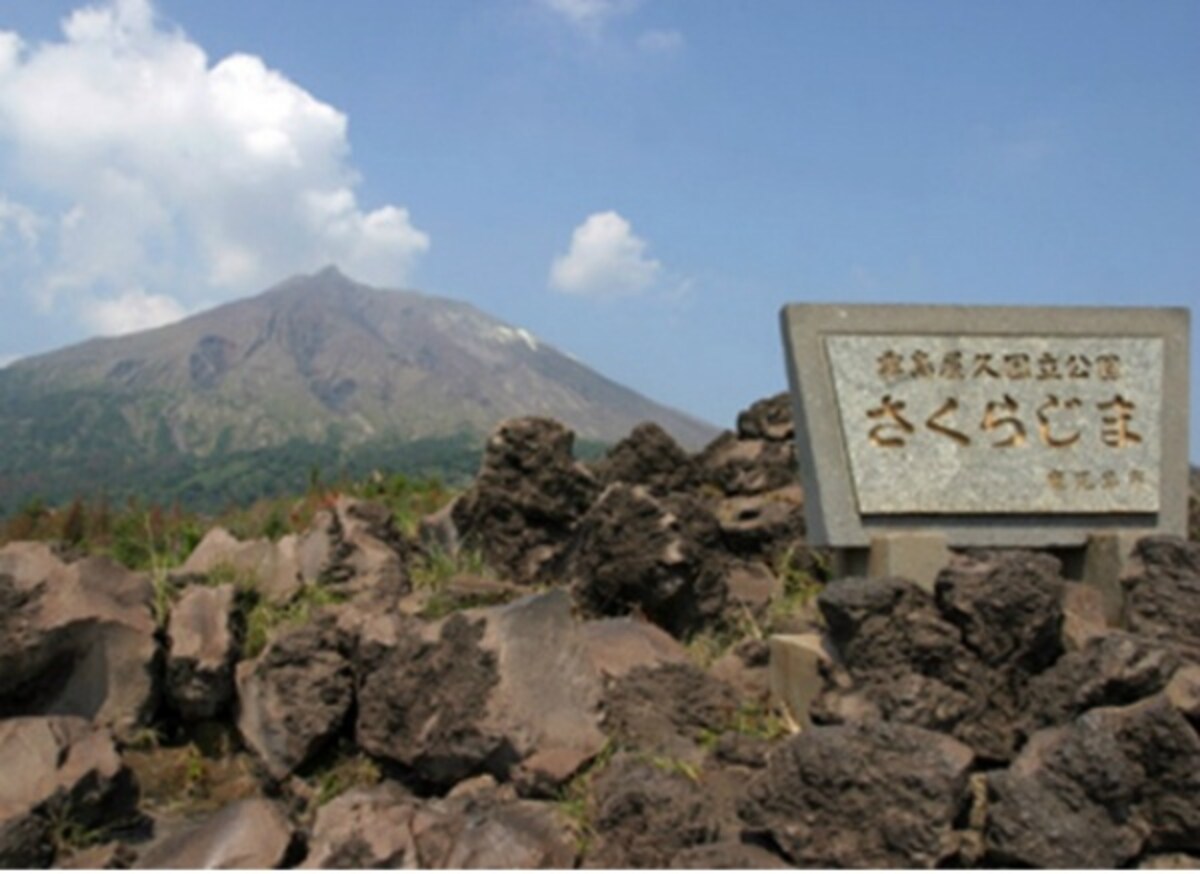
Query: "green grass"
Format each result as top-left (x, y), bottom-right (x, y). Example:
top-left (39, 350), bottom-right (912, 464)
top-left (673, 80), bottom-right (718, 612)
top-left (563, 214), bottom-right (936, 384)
top-left (243, 584), bottom-right (346, 658)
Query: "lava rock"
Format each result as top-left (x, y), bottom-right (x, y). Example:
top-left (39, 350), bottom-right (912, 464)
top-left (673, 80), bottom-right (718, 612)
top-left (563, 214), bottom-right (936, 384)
top-left (235, 616), bottom-right (355, 780)
top-left (695, 432), bottom-right (797, 497)
top-left (412, 789), bottom-right (577, 868)
top-left (0, 543), bottom-right (160, 740)
top-left (135, 798), bottom-right (295, 869)
top-left (356, 590), bottom-right (606, 792)
top-left (1123, 537), bottom-right (1200, 660)
top-left (565, 484), bottom-right (729, 637)
top-left (984, 695), bottom-right (1200, 868)
top-left (0, 716), bottom-right (138, 868)
top-left (166, 583), bottom-right (237, 720)
top-left (735, 393), bottom-right (795, 442)
top-left (301, 783), bottom-right (418, 869)
top-left (451, 417), bottom-right (599, 584)
top-left (584, 753), bottom-right (726, 868)
top-left (740, 720), bottom-right (974, 868)
top-left (591, 422), bottom-right (697, 495)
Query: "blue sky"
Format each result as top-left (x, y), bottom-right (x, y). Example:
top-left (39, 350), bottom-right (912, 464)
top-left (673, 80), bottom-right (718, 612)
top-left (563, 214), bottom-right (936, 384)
top-left (0, 0), bottom-right (1197, 459)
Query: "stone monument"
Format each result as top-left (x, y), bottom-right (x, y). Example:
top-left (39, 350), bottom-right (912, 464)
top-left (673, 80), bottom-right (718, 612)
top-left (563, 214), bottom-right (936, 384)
top-left (780, 304), bottom-right (1190, 594)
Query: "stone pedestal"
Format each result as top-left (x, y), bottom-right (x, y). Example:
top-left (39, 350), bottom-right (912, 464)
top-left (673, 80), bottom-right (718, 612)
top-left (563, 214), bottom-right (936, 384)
top-left (768, 633), bottom-right (834, 729)
top-left (833, 531), bottom-right (950, 592)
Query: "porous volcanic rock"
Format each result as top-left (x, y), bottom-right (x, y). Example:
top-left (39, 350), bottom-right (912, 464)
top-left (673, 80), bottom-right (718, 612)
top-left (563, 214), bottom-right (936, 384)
top-left (590, 421), bottom-right (697, 495)
top-left (984, 695), bottom-right (1200, 868)
top-left (695, 432), bottom-right (797, 498)
top-left (0, 543), bottom-right (160, 739)
top-left (583, 753), bottom-right (727, 869)
top-left (564, 483), bottom-right (729, 637)
top-left (166, 583), bottom-right (237, 720)
top-left (814, 551), bottom-right (1072, 761)
top-left (135, 798), bottom-right (295, 869)
top-left (320, 497), bottom-right (411, 604)
top-left (740, 720), bottom-right (974, 868)
top-left (235, 615), bottom-right (355, 780)
top-left (603, 662), bottom-right (741, 763)
top-left (1122, 537), bottom-right (1200, 660)
top-left (301, 783), bottom-right (418, 869)
top-left (411, 786), bottom-right (578, 868)
top-left (0, 716), bottom-right (138, 868)
top-left (1020, 631), bottom-right (1183, 735)
top-left (579, 616), bottom-right (691, 680)
top-left (713, 485), bottom-right (805, 562)
top-left (735, 393), bottom-right (795, 442)
top-left (356, 590), bottom-right (606, 792)
top-left (451, 417), bottom-right (600, 584)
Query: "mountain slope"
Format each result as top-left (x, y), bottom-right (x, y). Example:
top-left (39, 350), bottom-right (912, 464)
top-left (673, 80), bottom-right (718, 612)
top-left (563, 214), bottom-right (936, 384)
top-left (0, 268), bottom-right (718, 510)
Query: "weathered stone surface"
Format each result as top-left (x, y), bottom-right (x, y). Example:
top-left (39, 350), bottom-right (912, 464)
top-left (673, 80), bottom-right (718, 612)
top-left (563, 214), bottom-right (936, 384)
top-left (591, 421), bottom-right (696, 494)
top-left (412, 790), bottom-right (577, 869)
top-left (451, 417), bottom-right (599, 584)
top-left (695, 432), bottom-right (797, 497)
top-left (584, 753), bottom-right (726, 869)
top-left (166, 583), bottom-right (237, 720)
top-left (669, 840), bottom-right (791, 869)
top-left (323, 497), bottom-right (411, 603)
top-left (1142, 852), bottom-right (1200, 869)
top-left (985, 696), bottom-right (1200, 868)
top-left (714, 485), bottom-right (805, 560)
top-left (1061, 581), bottom-right (1111, 650)
top-left (57, 840), bottom-right (136, 869)
top-left (603, 662), bottom-right (740, 763)
top-left (0, 544), bottom-right (160, 739)
top-left (1021, 631), bottom-right (1182, 735)
top-left (136, 798), bottom-right (294, 869)
top-left (1165, 664), bottom-right (1200, 722)
top-left (815, 552), bottom-right (1071, 760)
top-left (0, 716), bottom-right (138, 868)
top-left (357, 590), bottom-right (606, 792)
top-left (565, 484), bottom-right (728, 637)
top-left (235, 617), bottom-right (354, 780)
top-left (579, 616), bottom-right (690, 680)
top-left (735, 392), bottom-right (795, 443)
top-left (1123, 536), bottom-right (1200, 659)
top-left (740, 720), bottom-right (974, 868)
top-left (179, 527), bottom-right (302, 604)
top-left (768, 633), bottom-right (833, 728)
top-left (301, 783), bottom-right (418, 869)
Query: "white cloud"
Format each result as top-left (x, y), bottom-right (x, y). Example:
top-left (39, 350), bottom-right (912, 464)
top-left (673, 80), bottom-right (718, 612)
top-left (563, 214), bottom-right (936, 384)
top-left (0, 194), bottom-right (41, 248)
top-left (0, 0), bottom-right (429, 334)
top-left (538, 0), bottom-right (639, 36)
top-left (80, 286), bottom-right (188, 336)
top-left (549, 210), bottom-right (661, 297)
top-left (636, 29), bottom-right (684, 54)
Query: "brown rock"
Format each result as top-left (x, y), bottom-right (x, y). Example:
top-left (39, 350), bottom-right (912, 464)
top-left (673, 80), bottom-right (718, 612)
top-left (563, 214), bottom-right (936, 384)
top-left (591, 421), bottom-right (696, 494)
top-left (735, 393), bottom-right (795, 442)
top-left (741, 720), bottom-right (974, 868)
top-left (0, 716), bottom-right (138, 868)
top-left (565, 484), bottom-right (729, 637)
top-left (412, 790), bottom-right (577, 868)
top-left (451, 417), bottom-right (599, 585)
top-left (166, 583), bottom-right (237, 720)
top-left (356, 590), bottom-right (606, 792)
top-left (301, 783), bottom-right (418, 869)
top-left (0, 544), bottom-right (160, 739)
top-left (714, 486), bottom-right (805, 561)
top-left (579, 616), bottom-right (690, 680)
top-left (135, 798), bottom-right (294, 869)
top-left (695, 432), bottom-right (796, 497)
top-left (1123, 537), bottom-right (1200, 660)
top-left (985, 695), bottom-right (1200, 868)
top-left (235, 617), bottom-right (354, 780)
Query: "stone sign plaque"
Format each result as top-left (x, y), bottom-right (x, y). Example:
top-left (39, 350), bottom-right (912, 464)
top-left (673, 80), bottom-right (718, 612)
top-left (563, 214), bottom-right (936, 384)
top-left (781, 305), bottom-right (1190, 547)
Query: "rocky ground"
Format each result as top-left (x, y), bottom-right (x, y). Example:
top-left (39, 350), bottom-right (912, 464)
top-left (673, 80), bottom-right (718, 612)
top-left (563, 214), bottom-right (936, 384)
top-left (1, 394), bottom-right (1198, 869)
